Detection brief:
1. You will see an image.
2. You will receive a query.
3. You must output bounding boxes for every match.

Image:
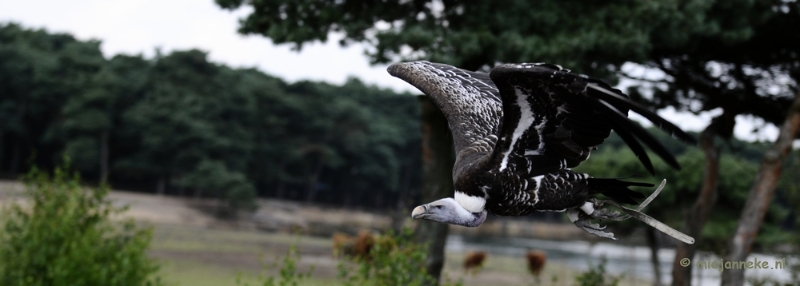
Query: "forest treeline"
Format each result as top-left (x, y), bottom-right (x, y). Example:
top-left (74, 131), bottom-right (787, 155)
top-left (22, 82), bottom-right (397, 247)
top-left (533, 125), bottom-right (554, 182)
top-left (0, 23), bottom-right (797, 248)
top-left (0, 23), bottom-right (422, 212)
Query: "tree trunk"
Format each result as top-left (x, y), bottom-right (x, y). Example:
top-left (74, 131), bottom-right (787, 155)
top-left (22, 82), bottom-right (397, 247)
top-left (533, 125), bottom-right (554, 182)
top-left (193, 187), bottom-right (202, 200)
top-left (99, 130), bottom-right (109, 184)
top-left (0, 131), bottom-right (5, 174)
top-left (275, 160), bottom-right (287, 199)
top-left (305, 157), bottom-right (324, 204)
top-left (721, 91), bottom-right (800, 286)
top-left (416, 96), bottom-right (455, 286)
top-left (9, 100), bottom-right (27, 177)
top-left (9, 138), bottom-right (21, 177)
top-left (671, 119), bottom-right (724, 286)
top-left (647, 227), bottom-right (662, 286)
top-left (391, 162), bottom-right (413, 233)
top-left (156, 176), bottom-right (166, 196)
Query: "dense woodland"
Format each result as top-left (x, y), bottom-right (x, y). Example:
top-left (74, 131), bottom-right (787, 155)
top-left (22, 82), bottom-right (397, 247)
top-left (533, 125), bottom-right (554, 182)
top-left (0, 23), bottom-right (423, 212)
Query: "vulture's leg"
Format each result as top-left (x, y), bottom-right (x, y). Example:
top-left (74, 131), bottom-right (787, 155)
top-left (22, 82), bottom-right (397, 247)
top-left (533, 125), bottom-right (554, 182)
top-left (569, 180), bottom-right (694, 244)
top-left (568, 208), bottom-right (617, 240)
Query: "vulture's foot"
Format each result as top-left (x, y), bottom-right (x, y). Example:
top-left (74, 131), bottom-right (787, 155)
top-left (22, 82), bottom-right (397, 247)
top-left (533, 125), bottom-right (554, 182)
top-left (568, 208), bottom-right (616, 240)
top-left (568, 179), bottom-right (695, 244)
top-left (567, 200), bottom-right (626, 240)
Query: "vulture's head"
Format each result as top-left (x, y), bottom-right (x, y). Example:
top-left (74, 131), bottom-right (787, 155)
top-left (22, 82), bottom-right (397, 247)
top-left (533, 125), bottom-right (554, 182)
top-left (411, 197), bottom-right (487, 227)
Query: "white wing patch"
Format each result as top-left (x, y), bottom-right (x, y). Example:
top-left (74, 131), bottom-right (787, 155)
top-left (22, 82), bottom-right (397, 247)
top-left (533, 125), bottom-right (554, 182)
top-left (531, 174), bottom-right (544, 205)
top-left (455, 191), bottom-right (486, 213)
top-left (523, 117), bottom-right (547, 156)
top-left (499, 87), bottom-right (536, 171)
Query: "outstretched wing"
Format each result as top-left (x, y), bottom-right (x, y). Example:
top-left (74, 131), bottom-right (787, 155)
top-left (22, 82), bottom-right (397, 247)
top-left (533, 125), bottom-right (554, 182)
top-left (488, 63), bottom-right (696, 176)
top-left (388, 61), bottom-right (503, 180)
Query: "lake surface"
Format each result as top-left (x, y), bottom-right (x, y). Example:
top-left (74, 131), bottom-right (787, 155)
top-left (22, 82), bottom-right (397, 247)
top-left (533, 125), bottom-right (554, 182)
top-left (446, 234), bottom-right (796, 285)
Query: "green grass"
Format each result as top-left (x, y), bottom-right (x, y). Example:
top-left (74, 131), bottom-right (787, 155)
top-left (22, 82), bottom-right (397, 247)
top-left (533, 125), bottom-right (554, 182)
top-left (150, 225), bottom-right (335, 286)
top-left (158, 260), bottom-right (333, 286)
top-left (159, 260), bottom-right (256, 286)
top-left (151, 225), bottom-right (330, 253)
top-left (148, 224), bottom-right (652, 286)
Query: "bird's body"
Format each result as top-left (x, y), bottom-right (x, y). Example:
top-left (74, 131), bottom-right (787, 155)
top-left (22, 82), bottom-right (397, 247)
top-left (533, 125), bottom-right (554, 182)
top-left (390, 61), bottom-right (696, 242)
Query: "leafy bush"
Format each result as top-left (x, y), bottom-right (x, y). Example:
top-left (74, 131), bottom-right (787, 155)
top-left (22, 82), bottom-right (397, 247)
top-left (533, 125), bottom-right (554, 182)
top-left (245, 229), bottom-right (462, 286)
top-left (337, 229), bottom-right (440, 286)
top-left (0, 165), bottom-right (163, 286)
top-left (178, 159), bottom-right (257, 216)
top-left (237, 243), bottom-right (314, 286)
top-left (573, 257), bottom-right (622, 286)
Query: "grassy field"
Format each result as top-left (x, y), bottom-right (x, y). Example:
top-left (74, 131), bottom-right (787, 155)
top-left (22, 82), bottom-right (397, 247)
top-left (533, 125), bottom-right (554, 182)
top-left (149, 225), bottom-right (357, 286)
top-left (148, 224), bottom-right (651, 286)
top-left (0, 180), bottom-right (651, 286)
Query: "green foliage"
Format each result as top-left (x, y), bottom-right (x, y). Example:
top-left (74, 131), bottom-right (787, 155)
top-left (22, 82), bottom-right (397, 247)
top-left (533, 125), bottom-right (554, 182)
top-left (180, 159), bottom-right (258, 215)
top-left (241, 230), bottom-right (462, 286)
top-left (0, 164), bottom-right (163, 286)
top-left (237, 243), bottom-right (313, 286)
top-left (0, 23), bottom-right (422, 212)
top-left (572, 257), bottom-right (622, 286)
top-left (215, 0), bottom-right (795, 84)
top-left (336, 229), bottom-right (441, 286)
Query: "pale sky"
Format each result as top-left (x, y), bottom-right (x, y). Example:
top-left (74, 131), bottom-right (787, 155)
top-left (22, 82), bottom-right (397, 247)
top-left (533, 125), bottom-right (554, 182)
top-left (0, 0), bottom-right (786, 144)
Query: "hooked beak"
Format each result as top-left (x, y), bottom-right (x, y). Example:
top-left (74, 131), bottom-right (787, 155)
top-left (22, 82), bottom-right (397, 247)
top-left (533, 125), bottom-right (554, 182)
top-left (411, 205), bottom-right (427, 219)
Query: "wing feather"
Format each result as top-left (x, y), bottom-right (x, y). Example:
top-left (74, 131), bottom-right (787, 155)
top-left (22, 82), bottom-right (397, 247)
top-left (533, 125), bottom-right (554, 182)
top-left (587, 84), bottom-right (697, 144)
top-left (489, 63), bottom-right (695, 176)
top-left (388, 61), bottom-right (503, 179)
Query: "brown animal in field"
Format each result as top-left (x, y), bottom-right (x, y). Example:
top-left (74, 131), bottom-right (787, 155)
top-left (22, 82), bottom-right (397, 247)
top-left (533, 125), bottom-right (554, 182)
top-left (333, 230), bottom-right (407, 261)
top-left (353, 230), bottom-right (375, 259)
top-left (526, 250), bottom-right (547, 277)
top-left (463, 251), bottom-right (487, 273)
top-left (332, 232), bottom-right (355, 257)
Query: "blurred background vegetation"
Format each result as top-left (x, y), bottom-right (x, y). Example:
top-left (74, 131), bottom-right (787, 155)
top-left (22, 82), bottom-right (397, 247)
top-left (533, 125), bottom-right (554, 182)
top-left (2, 0), bottom-right (800, 285)
top-left (0, 23), bottom-right (422, 214)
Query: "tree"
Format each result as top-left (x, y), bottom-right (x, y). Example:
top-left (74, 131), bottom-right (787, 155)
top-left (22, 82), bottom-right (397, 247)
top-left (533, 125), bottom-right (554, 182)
top-left (721, 91), bottom-right (800, 285)
top-left (123, 50), bottom-right (221, 195)
top-left (415, 96), bottom-right (454, 284)
top-left (54, 41), bottom-right (115, 183)
top-left (123, 50), bottom-right (258, 213)
top-left (0, 23), bottom-right (86, 176)
top-left (574, 131), bottom-right (790, 286)
top-left (632, 2), bottom-right (799, 284)
top-left (103, 54), bottom-right (153, 186)
top-left (1, 23), bottom-right (424, 216)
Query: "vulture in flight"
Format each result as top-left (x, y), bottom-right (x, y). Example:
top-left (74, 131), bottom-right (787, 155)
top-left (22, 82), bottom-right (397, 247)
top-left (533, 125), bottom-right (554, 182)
top-left (389, 61), bottom-right (696, 244)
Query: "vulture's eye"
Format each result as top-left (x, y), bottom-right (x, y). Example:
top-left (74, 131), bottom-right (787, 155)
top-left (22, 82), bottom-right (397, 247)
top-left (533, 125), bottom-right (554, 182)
top-left (435, 205), bottom-right (443, 209)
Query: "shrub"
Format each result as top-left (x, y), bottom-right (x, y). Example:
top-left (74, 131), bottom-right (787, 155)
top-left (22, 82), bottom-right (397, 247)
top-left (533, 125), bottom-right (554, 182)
top-left (336, 228), bottom-right (456, 286)
top-left (237, 242), bottom-right (314, 286)
top-left (573, 257), bottom-right (622, 286)
top-left (0, 165), bottom-right (163, 286)
top-left (246, 228), bottom-right (462, 286)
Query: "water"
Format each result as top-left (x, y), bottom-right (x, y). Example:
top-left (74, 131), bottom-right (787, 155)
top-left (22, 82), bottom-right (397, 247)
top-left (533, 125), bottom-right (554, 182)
top-left (446, 234), bottom-right (796, 285)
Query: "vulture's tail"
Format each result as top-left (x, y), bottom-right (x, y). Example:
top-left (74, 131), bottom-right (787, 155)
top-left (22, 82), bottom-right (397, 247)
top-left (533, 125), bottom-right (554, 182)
top-left (587, 177), bottom-right (651, 205)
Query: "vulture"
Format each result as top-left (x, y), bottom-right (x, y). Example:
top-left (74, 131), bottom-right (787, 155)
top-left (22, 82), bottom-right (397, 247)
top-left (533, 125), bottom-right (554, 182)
top-left (389, 61), bottom-right (696, 244)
